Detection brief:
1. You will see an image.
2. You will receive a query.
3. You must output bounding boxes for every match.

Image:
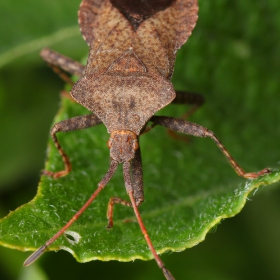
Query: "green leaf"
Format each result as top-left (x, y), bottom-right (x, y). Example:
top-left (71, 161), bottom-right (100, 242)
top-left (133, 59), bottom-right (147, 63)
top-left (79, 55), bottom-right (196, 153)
top-left (0, 93), bottom-right (279, 262)
top-left (0, 0), bottom-right (87, 189)
top-left (1, 0), bottom-right (280, 279)
top-left (0, 0), bottom-right (85, 67)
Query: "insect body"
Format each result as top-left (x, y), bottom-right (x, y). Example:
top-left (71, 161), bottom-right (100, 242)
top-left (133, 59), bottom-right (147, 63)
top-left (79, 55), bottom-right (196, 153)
top-left (24, 1), bottom-right (270, 279)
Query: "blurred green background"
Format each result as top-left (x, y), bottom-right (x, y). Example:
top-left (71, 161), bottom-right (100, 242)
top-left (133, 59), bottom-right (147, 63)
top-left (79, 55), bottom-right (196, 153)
top-left (0, 0), bottom-right (280, 279)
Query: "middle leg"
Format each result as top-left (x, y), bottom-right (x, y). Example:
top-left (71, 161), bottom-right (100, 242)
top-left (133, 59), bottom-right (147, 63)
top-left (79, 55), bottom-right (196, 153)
top-left (142, 91), bottom-right (204, 136)
top-left (150, 116), bottom-right (270, 179)
top-left (45, 114), bottom-right (102, 179)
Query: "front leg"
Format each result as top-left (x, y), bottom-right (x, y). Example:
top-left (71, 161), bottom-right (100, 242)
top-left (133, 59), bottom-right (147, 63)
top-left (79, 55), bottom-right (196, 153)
top-left (45, 114), bottom-right (102, 179)
top-left (106, 147), bottom-right (144, 228)
top-left (150, 116), bottom-right (270, 179)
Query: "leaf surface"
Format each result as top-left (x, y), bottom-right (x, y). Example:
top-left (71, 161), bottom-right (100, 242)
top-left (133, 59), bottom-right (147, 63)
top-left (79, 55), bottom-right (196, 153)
top-left (0, 96), bottom-right (279, 262)
top-left (0, 1), bottom-right (280, 275)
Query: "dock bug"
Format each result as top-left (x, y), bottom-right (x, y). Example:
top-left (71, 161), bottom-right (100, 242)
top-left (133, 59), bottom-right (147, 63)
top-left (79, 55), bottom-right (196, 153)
top-left (24, 1), bottom-right (270, 279)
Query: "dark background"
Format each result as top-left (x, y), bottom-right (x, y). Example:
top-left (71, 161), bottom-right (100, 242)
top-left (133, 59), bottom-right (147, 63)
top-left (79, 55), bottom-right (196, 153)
top-left (1, 0), bottom-right (280, 279)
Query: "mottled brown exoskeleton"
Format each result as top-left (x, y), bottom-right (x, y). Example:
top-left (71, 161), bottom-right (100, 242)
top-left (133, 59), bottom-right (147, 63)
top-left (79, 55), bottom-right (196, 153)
top-left (24, 0), bottom-right (270, 279)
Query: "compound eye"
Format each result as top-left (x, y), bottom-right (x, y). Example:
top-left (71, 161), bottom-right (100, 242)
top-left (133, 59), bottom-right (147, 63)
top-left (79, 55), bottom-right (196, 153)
top-left (133, 140), bottom-right (139, 150)
top-left (107, 138), bottom-right (113, 148)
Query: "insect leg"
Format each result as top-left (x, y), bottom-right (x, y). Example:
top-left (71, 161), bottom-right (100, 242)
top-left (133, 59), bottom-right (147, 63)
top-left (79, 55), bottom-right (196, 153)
top-left (106, 197), bottom-right (132, 228)
top-left (172, 91), bottom-right (204, 119)
top-left (167, 91), bottom-right (205, 141)
top-left (44, 114), bottom-right (102, 179)
top-left (107, 148), bottom-right (144, 228)
top-left (142, 91), bottom-right (204, 136)
top-left (40, 48), bottom-right (85, 84)
top-left (150, 116), bottom-right (270, 179)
